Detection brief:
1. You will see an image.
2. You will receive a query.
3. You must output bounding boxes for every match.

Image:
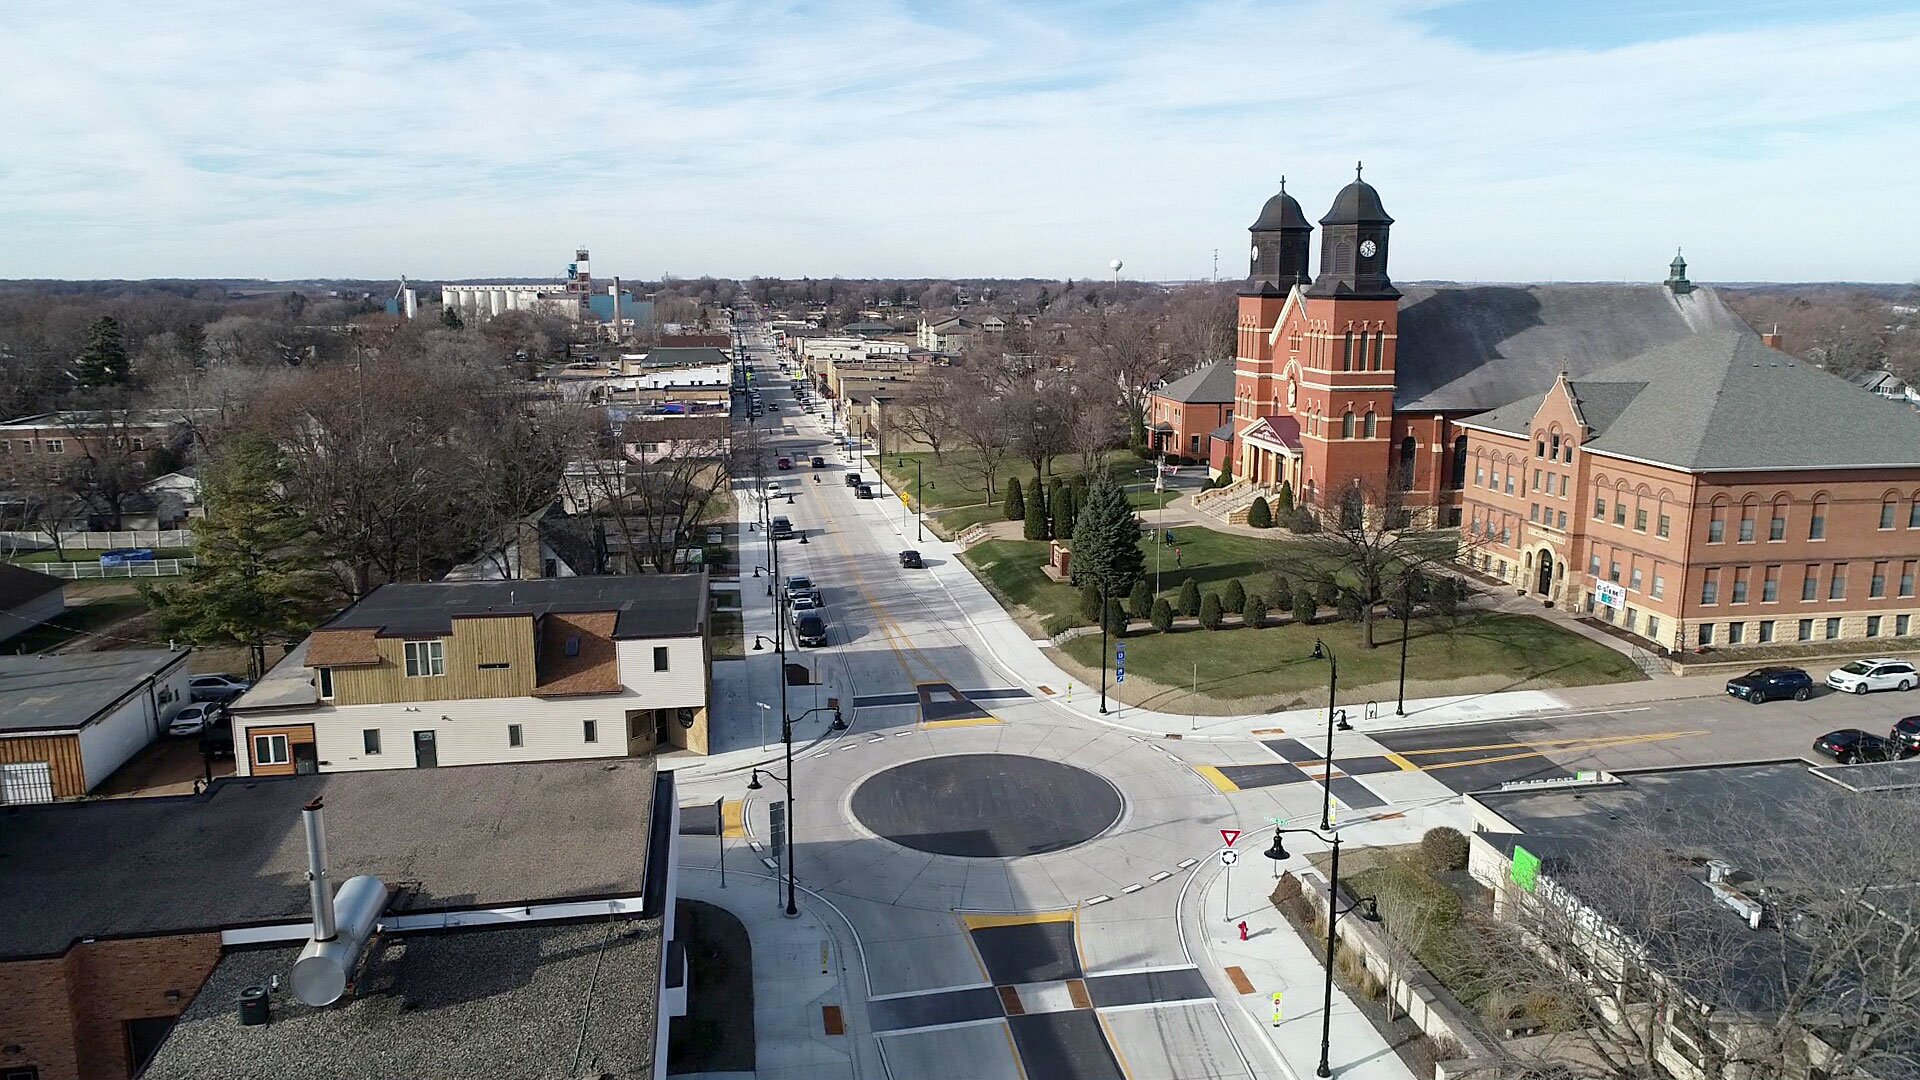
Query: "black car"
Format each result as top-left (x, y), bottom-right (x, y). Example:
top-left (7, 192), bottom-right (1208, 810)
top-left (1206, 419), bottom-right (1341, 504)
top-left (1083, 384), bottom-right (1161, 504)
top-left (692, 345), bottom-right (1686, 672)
top-left (811, 456), bottom-right (826, 468)
top-left (899, 550), bottom-right (924, 569)
top-left (1813, 728), bottom-right (1897, 764)
top-left (843, 472), bottom-right (861, 487)
top-left (793, 612), bottom-right (828, 647)
top-left (770, 515), bottom-right (794, 540)
top-left (855, 484), bottom-right (875, 499)
top-left (1891, 716), bottom-right (1920, 755)
top-left (1725, 666), bottom-right (1814, 704)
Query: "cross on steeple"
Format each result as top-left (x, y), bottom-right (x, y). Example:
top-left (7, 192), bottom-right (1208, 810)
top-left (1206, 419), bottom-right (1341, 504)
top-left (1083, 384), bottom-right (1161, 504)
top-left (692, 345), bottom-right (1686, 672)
top-left (1278, 175), bottom-right (1286, 194)
top-left (1355, 160), bottom-right (1364, 181)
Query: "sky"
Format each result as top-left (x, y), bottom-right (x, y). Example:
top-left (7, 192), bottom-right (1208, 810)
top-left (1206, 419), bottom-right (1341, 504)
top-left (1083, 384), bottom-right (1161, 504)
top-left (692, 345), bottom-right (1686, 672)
top-left (3, 0), bottom-right (1918, 284)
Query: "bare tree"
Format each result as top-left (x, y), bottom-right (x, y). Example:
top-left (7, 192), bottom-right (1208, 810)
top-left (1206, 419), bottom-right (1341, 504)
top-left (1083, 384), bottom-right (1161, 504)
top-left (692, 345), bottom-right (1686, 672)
top-left (590, 414), bottom-right (734, 573)
top-left (1271, 483), bottom-right (1467, 648)
top-left (2, 477), bottom-right (83, 560)
top-left (891, 375), bottom-right (957, 463)
top-left (946, 365), bottom-right (1015, 501)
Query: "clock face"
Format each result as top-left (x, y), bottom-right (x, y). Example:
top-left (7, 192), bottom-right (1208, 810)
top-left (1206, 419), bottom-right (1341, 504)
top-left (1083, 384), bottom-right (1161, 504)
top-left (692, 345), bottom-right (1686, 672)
top-left (1250, 245), bottom-right (1260, 263)
top-left (1359, 239), bottom-right (1377, 258)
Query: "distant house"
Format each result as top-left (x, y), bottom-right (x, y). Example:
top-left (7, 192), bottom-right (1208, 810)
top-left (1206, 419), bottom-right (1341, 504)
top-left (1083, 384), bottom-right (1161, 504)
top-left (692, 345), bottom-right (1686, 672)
top-left (917, 316), bottom-right (981, 352)
top-left (1850, 369), bottom-right (1914, 404)
top-left (1147, 361), bottom-right (1236, 462)
top-left (0, 649), bottom-right (192, 802)
top-left (0, 562), bottom-right (66, 646)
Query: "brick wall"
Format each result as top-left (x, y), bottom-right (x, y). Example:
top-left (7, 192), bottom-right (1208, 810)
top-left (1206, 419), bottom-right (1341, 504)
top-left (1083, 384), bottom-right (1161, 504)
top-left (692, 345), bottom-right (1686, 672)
top-left (1, 933), bottom-right (222, 1080)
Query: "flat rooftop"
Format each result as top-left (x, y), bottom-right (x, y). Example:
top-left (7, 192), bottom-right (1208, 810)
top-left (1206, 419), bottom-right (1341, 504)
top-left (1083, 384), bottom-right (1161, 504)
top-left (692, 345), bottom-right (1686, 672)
top-left (142, 919), bottom-right (663, 1080)
top-left (317, 574), bottom-right (707, 640)
top-left (0, 758), bottom-right (656, 960)
top-left (1473, 760), bottom-right (1835, 844)
top-left (0, 649), bottom-right (188, 733)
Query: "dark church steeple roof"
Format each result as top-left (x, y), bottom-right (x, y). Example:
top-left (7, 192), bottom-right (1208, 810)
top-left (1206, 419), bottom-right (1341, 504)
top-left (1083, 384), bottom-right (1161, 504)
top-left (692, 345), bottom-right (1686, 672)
top-left (1319, 161), bottom-right (1394, 227)
top-left (1250, 180), bottom-right (1311, 232)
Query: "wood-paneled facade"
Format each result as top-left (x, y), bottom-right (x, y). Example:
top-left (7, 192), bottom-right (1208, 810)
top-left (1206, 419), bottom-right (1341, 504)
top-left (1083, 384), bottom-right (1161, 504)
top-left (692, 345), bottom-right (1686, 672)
top-left (0, 733), bottom-right (86, 798)
top-left (323, 614), bottom-right (538, 706)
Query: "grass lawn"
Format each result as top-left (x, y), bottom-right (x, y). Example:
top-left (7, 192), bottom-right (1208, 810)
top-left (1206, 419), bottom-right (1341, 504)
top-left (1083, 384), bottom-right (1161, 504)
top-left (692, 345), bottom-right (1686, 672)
top-left (10, 590), bottom-right (150, 653)
top-left (879, 449), bottom-right (1153, 519)
top-left (710, 611), bottom-right (744, 658)
top-left (960, 539), bottom-right (1083, 637)
top-left (1059, 609), bottom-right (1643, 713)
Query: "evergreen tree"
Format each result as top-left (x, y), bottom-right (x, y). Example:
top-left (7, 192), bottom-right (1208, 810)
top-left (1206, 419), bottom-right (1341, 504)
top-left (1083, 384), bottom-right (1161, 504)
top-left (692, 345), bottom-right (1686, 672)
top-left (1242, 592), bottom-right (1267, 628)
top-left (1276, 480), bottom-right (1295, 515)
top-left (1005, 476), bottom-right (1026, 522)
top-left (1178, 576), bottom-right (1202, 617)
top-left (1223, 578), bottom-right (1247, 613)
top-left (1199, 592), bottom-right (1224, 630)
top-left (1291, 589), bottom-right (1318, 626)
top-left (1247, 496), bottom-right (1273, 529)
top-left (142, 434), bottom-right (333, 679)
top-left (1128, 578), bottom-right (1154, 617)
top-left (1149, 597), bottom-right (1174, 633)
top-left (1070, 470), bottom-right (1145, 603)
top-left (1078, 583), bottom-right (1104, 623)
top-left (1316, 579), bottom-right (1341, 607)
top-left (1270, 576), bottom-right (1294, 613)
top-left (178, 323), bottom-right (207, 371)
top-left (75, 316), bottom-right (130, 386)
top-left (1047, 479), bottom-right (1065, 531)
top-left (1055, 485), bottom-right (1078, 537)
top-left (1023, 476), bottom-right (1050, 540)
top-left (1129, 415), bottom-right (1150, 458)
top-left (442, 305), bottom-right (464, 329)
top-left (1105, 597), bottom-right (1129, 638)
top-left (1335, 587), bottom-right (1366, 623)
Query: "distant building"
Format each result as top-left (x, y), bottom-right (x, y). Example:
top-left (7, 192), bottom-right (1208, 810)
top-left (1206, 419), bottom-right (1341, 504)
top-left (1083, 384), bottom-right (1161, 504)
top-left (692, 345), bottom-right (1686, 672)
top-left (1147, 361), bottom-right (1235, 462)
top-left (0, 649), bottom-right (190, 803)
top-left (917, 316), bottom-right (981, 352)
top-left (442, 283), bottom-right (584, 322)
top-left (0, 409), bottom-right (194, 485)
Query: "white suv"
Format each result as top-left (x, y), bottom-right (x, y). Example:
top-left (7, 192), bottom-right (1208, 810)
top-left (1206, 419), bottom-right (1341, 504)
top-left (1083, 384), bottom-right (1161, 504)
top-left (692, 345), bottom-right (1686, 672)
top-left (1826, 658), bottom-right (1919, 695)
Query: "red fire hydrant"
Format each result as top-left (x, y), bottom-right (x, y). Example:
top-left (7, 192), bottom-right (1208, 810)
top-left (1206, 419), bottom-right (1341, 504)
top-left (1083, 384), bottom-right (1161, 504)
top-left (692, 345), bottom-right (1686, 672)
top-left (1237, 921), bottom-right (1249, 942)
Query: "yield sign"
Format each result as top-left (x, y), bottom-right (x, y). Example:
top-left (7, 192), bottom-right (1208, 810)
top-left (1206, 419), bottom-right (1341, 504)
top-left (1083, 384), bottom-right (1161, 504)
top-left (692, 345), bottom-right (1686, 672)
top-left (1220, 829), bottom-right (1241, 847)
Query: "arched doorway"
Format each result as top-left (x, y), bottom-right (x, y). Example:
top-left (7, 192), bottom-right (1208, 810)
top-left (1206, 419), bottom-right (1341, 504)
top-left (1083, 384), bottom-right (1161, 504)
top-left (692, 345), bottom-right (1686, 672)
top-left (1536, 550), bottom-right (1555, 596)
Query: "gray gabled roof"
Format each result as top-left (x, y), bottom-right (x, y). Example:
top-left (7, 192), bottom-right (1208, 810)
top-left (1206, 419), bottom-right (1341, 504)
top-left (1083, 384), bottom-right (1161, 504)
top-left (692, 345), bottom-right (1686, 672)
top-left (1393, 283), bottom-right (1748, 412)
top-left (1157, 360), bottom-right (1236, 405)
top-left (1464, 330), bottom-right (1920, 471)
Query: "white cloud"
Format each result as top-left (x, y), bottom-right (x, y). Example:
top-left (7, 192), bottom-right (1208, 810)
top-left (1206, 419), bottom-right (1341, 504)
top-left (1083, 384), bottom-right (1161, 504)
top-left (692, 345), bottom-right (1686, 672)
top-left (1, 0), bottom-right (1916, 281)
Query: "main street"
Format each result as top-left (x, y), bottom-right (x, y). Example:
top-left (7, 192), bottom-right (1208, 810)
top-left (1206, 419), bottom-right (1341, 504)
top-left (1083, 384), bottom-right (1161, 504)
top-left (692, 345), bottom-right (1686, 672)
top-left (679, 324), bottom-right (1920, 1080)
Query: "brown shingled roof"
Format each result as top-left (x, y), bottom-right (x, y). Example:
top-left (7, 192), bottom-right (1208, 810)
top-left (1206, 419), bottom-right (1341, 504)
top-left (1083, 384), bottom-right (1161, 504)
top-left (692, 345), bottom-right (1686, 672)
top-left (533, 612), bottom-right (621, 697)
top-left (306, 629), bottom-right (382, 667)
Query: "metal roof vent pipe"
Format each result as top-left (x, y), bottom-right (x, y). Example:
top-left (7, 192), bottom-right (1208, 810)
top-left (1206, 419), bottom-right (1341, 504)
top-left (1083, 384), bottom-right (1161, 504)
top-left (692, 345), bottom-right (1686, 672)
top-left (291, 797), bottom-right (390, 1007)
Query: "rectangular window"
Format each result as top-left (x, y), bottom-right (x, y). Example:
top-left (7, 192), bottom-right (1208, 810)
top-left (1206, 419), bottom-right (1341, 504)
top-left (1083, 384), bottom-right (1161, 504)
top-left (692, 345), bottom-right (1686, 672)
top-left (1883, 503), bottom-right (1898, 529)
top-left (404, 640), bottom-right (445, 677)
top-left (1798, 618), bottom-right (1814, 641)
top-left (1341, 331), bottom-right (1353, 370)
top-left (1535, 439), bottom-right (1546, 458)
top-left (1900, 614), bottom-right (1912, 636)
top-left (1614, 502), bottom-right (1626, 526)
top-left (1630, 566), bottom-right (1644, 591)
top-left (1594, 497), bottom-right (1606, 519)
top-left (1505, 473), bottom-right (1514, 495)
top-left (131, 436), bottom-right (144, 451)
top-left (584, 719), bottom-right (599, 743)
top-left (1589, 554), bottom-right (1602, 576)
top-left (1625, 608), bottom-right (1638, 631)
top-left (508, 723), bottom-right (524, 748)
top-left (1647, 615), bottom-right (1660, 639)
top-left (1657, 514), bottom-right (1671, 539)
top-left (1701, 574), bottom-right (1718, 605)
top-left (1732, 568), bottom-right (1749, 604)
top-left (17, 440), bottom-right (30, 454)
top-left (1868, 615), bottom-right (1883, 638)
top-left (1532, 469), bottom-right (1541, 491)
top-left (1557, 510), bottom-right (1567, 530)
top-left (1762, 566), bottom-right (1779, 602)
top-left (1803, 567), bottom-right (1819, 602)
top-left (1826, 617), bottom-right (1842, 640)
top-left (653, 646), bottom-right (670, 671)
top-left (253, 733), bottom-right (290, 766)
top-left (1911, 501), bottom-right (1920, 529)
top-left (1373, 330), bottom-right (1385, 370)
top-left (1652, 572), bottom-right (1666, 599)
top-left (1609, 560), bottom-right (1621, 583)
top-left (1475, 465), bottom-right (1485, 486)
top-left (1872, 561), bottom-right (1888, 599)
top-left (1708, 519), bottom-right (1724, 543)
top-left (1698, 623), bottom-right (1714, 646)
top-left (1529, 504), bottom-right (1539, 523)
top-left (1727, 622), bottom-right (1745, 645)
top-left (1904, 561), bottom-right (1917, 598)
top-left (317, 667), bottom-right (334, 700)
top-left (44, 439), bottom-right (62, 454)
top-left (1830, 568), bottom-right (1846, 600)
top-left (363, 729), bottom-right (381, 755)
top-left (1810, 509), bottom-right (1826, 540)
top-left (1759, 620), bottom-right (1775, 644)
top-left (1635, 508), bottom-right (1647, 531)
top-left (1550, 434), bottom-right (1561, 457)
top-left (1738, 517), bottom-right (1755, 543)
top-left (1769, 512), bottom-right (1785, 541)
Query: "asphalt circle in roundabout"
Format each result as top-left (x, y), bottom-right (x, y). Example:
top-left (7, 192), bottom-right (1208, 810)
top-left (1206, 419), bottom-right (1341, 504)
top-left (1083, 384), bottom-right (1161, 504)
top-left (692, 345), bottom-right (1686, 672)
top-left (850, 753), bottom-right (1124, 858)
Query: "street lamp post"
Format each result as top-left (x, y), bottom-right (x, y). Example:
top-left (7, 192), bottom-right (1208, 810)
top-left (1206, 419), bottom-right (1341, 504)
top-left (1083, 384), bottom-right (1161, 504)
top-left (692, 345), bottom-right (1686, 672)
top-left (1097, 582), bottom-right (1110, 714)
top-left (915, 460), bottom-right (924, 542)
top-left (1265, 826), bottom-right (1379, 1078)
top-left (1309, 639), bottom-right (1349, 831)
top-left (1395, 575), bottom-right (1414, 717)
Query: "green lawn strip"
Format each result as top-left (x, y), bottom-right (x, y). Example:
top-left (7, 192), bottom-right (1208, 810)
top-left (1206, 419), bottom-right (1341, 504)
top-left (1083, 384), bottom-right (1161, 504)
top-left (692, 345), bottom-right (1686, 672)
top-left (879, 449), bottom-right (1150, 513)
top-left (958, 539), bottom-right (1084, 637)
top-left (1061, 610), bottom-right (1642, 706)
top-left (11, 592), bottom-right (151, 653)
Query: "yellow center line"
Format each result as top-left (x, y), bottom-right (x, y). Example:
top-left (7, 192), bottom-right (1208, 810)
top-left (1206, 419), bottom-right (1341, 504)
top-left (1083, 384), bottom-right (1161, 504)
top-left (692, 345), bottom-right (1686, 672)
top-left (813, 467), bottom-right (963, 690)
top-left (1411, 730), bottom-right (1710, 772)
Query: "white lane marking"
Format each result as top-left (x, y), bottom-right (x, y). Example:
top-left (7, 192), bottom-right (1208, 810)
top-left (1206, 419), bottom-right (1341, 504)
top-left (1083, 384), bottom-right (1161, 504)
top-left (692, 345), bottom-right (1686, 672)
top-left (1085, 894), bottom-right (1113, 905)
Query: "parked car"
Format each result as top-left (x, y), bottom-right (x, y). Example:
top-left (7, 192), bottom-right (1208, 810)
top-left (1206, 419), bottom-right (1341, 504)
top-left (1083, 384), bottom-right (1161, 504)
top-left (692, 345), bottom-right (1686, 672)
top-left (1813, 728), bottom-right (1897, 764)
top-left (764, 481), bottom-right (782, 497)
top-left (793, 612), bottom-right (828, 648)
top-left (855, 484), bottom-right (875, 499)
top-left (811, 456), bottom-right (826, 468)
top-left (199, 718), bottom-right (235, 759)
top-left (844, 473), bottom-right (861, 487)
top-left (189, 673), bottom-right (253, 703)
top-left (1890, 716), bottom-right (1920, 755)
top-left (100, 547), bottom-right (155, 567)
top-left (777, 457), bottom-right (792, 470)
top-left (899, 550), bottom-right (924, 569)
top-left (770, 516), bottom-right (794, 540)
top-left (784, 575), bottom-right (822, 605)
top-left (789, 594), bottom-right (819, 612)
top-left (1826, 658), bottom-right (1920, 694)
top-left (1724, 667), bottom-right (1814, 704)
top-left (168, 703), bottom-right (225, 738)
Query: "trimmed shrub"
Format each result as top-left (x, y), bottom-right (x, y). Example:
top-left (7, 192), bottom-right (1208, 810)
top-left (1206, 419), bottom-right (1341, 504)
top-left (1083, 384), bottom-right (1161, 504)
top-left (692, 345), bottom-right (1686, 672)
top-left (1241, 592), bottom-right (1267, 628)
top-left (1291, 589), bottom-right (1318, 626)
top-left (1078, 584), bottom-right (1103, 622)
top-left (1275, 479), bottom-right (1294, 515)
top-left (1199, 592), bottom-right (1224, 630)
top-left (1149, 597), bottom-right (1174, 633)
top-left (1335, 588), bottom-right (1365, 623)
top-left (1105, 597), bottom-right (1129, 638)
top-left (1178, 577), bottom-right (1202, 617)
top-left (1004, 476), bottom-right (1025, 522)
top-left (1269, 576), bottom-right (1294, 613)
top-left (1421, 827), bottom-right (1471, 873)
top-left (1287, 507), bottom-right (1320, 534)
top-left (1222, 578), bottom-right (1247, 613)
top-left (1247, 496), bottom-right (1273, 529)
top-left (1128, 579), bottom-right (1154, 618)
top-left (1316, 579), bottom-right (1341, 607)
top-left (1024, 477), bottom-right (1051, 540)
top-left (1054, 485), bottom-right (1078, 538)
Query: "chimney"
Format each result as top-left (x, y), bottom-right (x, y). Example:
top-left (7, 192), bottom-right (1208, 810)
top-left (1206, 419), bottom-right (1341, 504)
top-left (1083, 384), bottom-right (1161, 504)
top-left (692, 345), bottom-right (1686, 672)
top-left (301, 797), bottom-right (336, 941)
top-left (1761, 324), bottom-right (1782, 350)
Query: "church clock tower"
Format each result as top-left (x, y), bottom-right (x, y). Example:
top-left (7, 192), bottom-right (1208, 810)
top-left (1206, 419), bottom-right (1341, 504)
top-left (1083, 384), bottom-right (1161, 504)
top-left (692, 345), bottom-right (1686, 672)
top-left (1233, 180), bottom-right (1310, 458)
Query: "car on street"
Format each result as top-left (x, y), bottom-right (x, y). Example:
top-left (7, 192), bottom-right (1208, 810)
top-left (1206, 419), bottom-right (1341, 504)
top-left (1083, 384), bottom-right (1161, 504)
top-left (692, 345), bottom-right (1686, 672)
top-left (1890, 716), bottom-right (1920, 756)
top-left (793, 612), bottom-right (828, 647)
top-left (168, 703), bottom-right (225, 738)
top-left (770, 516), bottom-right (794, 540)
top-left (811, 456), bottom-right (826, 468)
top-left (764, 481), bottom-right (782, 497)
top-left (1826, 658), bottom-right (1919, 694)
top-left (1724, 667), bottom-right (1814, 704)
top-left (844, 473), bottom-right (860, 487)
top-left (1813, 728), bottom-right (1898, 764)
top-left (189, 673), bottom-right (253, 703)
top-left (784, 576), bottom-right (822, 605)
top-left (789, 594), bottom-right (819, 612)
top-left (855, 484), bottom-right (875, 499)
top-left (777, 457), bottom-right (792, 470)
top-left (898, 550), bottom-right (924, 569)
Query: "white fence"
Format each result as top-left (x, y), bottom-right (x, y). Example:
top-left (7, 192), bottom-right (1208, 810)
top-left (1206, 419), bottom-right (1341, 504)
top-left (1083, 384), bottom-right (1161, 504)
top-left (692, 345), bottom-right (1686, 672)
top-left (30, 557), bottom-right (197, 580)
top-left (0, 529), bottom-right (194, 551)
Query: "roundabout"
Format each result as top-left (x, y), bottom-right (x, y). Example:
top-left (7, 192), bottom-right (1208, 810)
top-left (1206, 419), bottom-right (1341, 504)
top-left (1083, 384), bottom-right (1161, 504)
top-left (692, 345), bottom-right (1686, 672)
top-left (849, 752), bottom-right (1124, 858)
